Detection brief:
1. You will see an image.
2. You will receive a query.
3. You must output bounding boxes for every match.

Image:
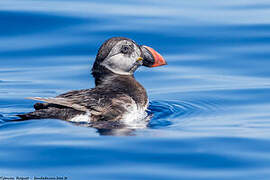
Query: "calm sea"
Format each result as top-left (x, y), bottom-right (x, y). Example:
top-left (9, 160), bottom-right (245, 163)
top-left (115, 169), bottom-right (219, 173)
top-left (1, 0), bottom-right (270, 179)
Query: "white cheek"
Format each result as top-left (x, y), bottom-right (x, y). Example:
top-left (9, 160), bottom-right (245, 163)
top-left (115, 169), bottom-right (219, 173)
top-left (131, 52), bottom-right (136, 59)
top-left (113, 54), bottom-right (134, 67)
top-left (101, 54), bottom-right (136, 75)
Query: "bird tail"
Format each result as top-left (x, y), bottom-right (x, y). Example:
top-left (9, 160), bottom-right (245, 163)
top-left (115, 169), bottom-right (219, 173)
top-left (16, 112), bottom-right (42, 120)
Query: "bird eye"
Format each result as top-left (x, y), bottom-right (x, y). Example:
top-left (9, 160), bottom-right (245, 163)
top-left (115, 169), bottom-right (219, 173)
top-left (121, 45), bottom-right (130, 54)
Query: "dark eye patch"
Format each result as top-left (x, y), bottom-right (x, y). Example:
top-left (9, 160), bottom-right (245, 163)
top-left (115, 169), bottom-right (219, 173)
top-left (121, 44), bottom-right (134, 54)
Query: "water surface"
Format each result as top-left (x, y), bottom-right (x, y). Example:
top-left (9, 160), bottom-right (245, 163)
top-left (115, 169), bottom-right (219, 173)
top-left (1, 0), bottom-right (270, 179)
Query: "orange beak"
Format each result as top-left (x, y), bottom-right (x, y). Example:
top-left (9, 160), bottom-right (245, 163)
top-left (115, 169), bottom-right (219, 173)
top-left (142, 46), bottom-right (167, 67)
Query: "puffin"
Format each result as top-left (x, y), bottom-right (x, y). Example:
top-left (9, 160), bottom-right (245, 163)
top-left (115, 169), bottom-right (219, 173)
top-left (17, 37), bottom-right (167, 128)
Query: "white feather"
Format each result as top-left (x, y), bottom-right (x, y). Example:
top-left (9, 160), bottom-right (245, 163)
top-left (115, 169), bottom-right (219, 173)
top-left (120, 101), bottom-right (149, 129)
top-left (69, 112), bottom-right (91, 123)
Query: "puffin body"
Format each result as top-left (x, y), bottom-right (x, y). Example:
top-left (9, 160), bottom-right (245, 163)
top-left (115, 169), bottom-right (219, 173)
top-left (18, 37), bottom-right (167, 128)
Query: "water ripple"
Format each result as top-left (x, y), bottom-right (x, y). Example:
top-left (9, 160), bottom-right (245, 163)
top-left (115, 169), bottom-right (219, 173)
top-left (148, 99), bottom-right (221, 128)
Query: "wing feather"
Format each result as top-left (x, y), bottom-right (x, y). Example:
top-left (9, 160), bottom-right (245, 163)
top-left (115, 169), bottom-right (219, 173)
top-left (26, 97), bottom-right (88, 112)
top-left (26, 88), bottom-right (136, 121)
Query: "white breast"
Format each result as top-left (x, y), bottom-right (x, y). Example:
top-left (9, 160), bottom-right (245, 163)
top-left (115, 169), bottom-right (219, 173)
top-left (120, 100), bottom-right (149, 128)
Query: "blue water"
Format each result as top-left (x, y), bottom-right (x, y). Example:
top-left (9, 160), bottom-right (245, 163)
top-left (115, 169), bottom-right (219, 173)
top-left (1, 0), bottom-right (270, 179)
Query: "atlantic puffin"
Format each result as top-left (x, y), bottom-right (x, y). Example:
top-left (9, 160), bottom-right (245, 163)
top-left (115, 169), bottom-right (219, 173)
top-left (17, 37), bottom-right (167, 128)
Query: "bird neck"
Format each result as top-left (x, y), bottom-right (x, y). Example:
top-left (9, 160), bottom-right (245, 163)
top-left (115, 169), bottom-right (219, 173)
top-left (92, 67), bottom-right (148, 108)
top-left (92, 65), bottom-right (134, 86)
